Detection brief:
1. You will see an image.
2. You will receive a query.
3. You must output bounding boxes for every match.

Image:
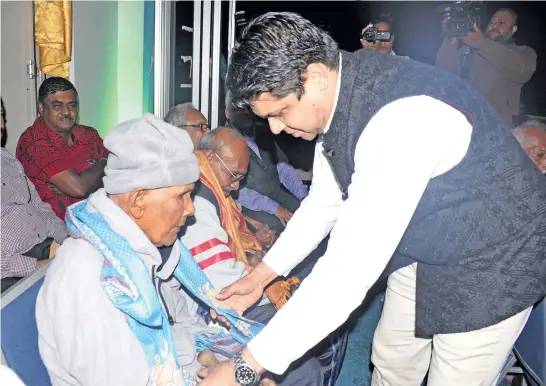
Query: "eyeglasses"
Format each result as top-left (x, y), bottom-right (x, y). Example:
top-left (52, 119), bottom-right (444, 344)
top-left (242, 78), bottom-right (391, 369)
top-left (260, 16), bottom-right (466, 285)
top-left (214, 152), bottom-right (245, 184)
top-left (179, 123), bottom-right (210, 133)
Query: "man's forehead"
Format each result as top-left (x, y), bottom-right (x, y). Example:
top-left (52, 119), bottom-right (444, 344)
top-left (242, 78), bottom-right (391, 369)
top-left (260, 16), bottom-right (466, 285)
top-left (47, 90), bottom-right (77, 103)
top-left (491, 11), bottom-right (515, 24)
top-left (184, 108), bottom-right (206, 122)
top-left (517, 126), bottom-right (546, 146)
top-left (252, 93), bottom-right (286, 116)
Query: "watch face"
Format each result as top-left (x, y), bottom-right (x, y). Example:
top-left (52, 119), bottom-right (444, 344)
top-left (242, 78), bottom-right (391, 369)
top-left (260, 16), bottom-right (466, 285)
top-left (235, 363), bottom-right (257, 385)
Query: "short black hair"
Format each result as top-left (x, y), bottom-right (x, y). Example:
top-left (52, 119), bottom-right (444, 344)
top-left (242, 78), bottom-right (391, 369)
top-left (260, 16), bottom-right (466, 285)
top-left (494, 8), bottom-right (518, 26)
top-left (373, 14), bottom-right (395, 35)
top-left (38, 77), bottom-right (78, 106)
top-left (226, 12), bottom-right (339, 110)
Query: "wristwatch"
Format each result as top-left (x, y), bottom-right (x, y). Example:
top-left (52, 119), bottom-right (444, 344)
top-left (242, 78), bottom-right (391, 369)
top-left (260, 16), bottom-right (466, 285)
top-left (234, 351), bottom-right (259, 386)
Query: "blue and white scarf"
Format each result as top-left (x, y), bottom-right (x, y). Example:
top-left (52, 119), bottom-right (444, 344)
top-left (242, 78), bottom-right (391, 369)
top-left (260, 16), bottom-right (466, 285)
top-left (66, 199), bottom-right (264, 385)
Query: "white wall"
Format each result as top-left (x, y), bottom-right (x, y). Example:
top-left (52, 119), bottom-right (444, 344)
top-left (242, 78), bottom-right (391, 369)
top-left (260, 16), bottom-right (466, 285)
top-left (72, 1), bottom-right (146, 136)
top-left (0, 1), bottom-right (38, 154)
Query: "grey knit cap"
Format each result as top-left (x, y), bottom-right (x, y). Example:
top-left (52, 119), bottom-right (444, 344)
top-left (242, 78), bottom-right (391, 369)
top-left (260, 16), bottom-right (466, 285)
top-left (103, 113), bottom-right (200, 194)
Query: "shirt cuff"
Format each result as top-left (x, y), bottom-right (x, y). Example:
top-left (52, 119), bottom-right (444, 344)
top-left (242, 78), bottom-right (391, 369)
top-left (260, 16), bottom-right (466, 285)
top-left (265, 201), bottom-right (279, 215)
top-left (262, 250), bottom-right (291, 277)
top-left (247, 335), bottom-right (288, 375)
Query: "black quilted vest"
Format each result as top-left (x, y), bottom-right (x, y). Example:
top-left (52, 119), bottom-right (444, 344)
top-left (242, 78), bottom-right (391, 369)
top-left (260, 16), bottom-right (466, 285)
top-left (244, 141), bottom-right (283, 201)
top-left (322, 49), bottom-right (546, 335)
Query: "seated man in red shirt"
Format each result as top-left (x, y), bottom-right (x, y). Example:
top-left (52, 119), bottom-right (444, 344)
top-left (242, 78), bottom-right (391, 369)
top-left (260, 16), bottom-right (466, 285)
top-left (16, 77), bottom-right (108, 219)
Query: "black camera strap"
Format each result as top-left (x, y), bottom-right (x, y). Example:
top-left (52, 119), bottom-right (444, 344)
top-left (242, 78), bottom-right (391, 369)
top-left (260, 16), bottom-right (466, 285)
top-left (460, 44), bottom-right (473, 80)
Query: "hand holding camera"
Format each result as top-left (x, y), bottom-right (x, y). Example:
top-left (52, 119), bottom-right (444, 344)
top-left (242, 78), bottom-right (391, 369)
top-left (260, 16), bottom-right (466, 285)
top-left (360, 22), bottom-right (393, 53)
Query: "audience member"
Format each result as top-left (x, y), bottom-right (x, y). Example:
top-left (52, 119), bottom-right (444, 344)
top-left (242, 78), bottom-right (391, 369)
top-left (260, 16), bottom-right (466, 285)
top-left (1, 98), bottom-right (68, 293)
top-left (513, 119), bottom-right (546, 174)
top-left (360, 15), bottom-right (398, 55)
top-left (435, 8), bottom-right (536, 126)
top-left (187, 127), bottom-right (300, 309)
top-left (164, 103), bottom-right (211, 147)
top-left (16, 77), bottom-right (109, 219)
top-left (36, 114), bottom-right (216, 384)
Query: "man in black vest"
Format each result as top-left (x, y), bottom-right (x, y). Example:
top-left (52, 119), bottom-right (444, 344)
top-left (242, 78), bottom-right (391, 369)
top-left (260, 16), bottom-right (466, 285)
top-left (201, 12), bottom-right (546, 386)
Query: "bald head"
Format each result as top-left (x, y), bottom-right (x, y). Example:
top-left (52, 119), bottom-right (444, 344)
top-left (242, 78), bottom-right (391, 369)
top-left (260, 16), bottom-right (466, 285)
top-left (514, 120), bottom-right (546, 174)
top-left (199, 126), bottom-right (250, 196)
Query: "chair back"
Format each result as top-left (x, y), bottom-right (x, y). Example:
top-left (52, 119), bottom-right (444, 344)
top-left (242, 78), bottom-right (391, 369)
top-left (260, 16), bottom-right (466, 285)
top-left (1, 263), bottom-right (51, 386)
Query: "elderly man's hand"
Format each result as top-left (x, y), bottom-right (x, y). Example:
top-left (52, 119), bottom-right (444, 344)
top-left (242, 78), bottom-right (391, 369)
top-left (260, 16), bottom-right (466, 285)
top-left (255, 225), bottom-right (276, 249)
top-left (248, 250), bottom-right (266, 268)
top-left (274, 206), bottom-right (293, 227)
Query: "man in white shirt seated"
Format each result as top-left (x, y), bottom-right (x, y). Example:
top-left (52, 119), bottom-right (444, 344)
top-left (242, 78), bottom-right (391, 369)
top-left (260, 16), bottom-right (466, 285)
top-left (36, 114), bottom-right (235, 385)
top-left (201, 12), bottom-right (546, 386)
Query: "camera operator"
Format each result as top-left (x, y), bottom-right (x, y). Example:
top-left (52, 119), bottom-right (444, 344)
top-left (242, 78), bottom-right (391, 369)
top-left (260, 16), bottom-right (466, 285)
top-left (435, 8), bottom-right (536, 126)
top-left (360, 16), bottom-right (398, 56)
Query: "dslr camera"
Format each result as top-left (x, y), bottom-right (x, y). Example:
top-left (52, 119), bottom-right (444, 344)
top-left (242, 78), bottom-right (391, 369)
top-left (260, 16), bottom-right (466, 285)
top-left (440, 1), bottom-right (482, 37)
top-left (361, 23), bottom-right (391, 43)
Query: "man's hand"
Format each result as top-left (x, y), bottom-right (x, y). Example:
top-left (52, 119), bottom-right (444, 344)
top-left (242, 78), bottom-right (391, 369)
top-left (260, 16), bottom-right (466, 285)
top-left (274, 206), bottom-right (293, 227)
top-left (360, 25), bottom-right (375, 50)
top-left (198, 360), bottom-right (276, 386)
top-left (440, 17), bottom-right (459, 45)
top-left (212, 275), bottom-right (265, 316)
top-left (254, 224), bottom-right (276, 249)
top-left (461, 23), bottom-right (486, 49)
top-left (210, 262), bottom-right (278, 323)
top-left (248, 250), bottom-right (266, 268)
top-left (199, 347), bottom-right (272, 385)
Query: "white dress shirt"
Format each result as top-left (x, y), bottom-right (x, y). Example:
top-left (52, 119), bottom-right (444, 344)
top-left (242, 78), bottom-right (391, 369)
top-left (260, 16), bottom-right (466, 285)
top-left (247, 68), bottom-right (473, 373)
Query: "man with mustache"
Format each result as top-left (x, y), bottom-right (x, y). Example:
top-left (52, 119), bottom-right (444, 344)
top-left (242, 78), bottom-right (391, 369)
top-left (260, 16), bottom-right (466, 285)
top-left (435, 8), bottom-right (536, 126)
top-left (16, 77), bottom-right (108, 219)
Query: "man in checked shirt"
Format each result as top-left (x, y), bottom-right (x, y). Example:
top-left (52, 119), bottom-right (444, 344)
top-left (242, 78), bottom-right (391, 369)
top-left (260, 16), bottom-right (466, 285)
top-left (1, 98), bottom-right (68, 293)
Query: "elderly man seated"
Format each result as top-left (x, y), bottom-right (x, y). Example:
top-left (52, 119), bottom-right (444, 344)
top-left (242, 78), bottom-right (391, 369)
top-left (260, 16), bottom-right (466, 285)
top-left (37, 115), bottom-right (226, 385)
top-left (182, 127), bottom-right (300, 310)
top-left (513, 119), bottom-right (546, 174)
top-left (165, 102), bottom-right (211, 147)
top-left (1, 98), bottom-right (68, 293)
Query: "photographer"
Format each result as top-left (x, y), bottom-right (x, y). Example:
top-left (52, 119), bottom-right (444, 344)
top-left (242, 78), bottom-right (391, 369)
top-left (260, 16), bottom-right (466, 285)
top-left (360, 16), bottom-right (398, 56)
top-left (435, 8), bottom-right (536, 126)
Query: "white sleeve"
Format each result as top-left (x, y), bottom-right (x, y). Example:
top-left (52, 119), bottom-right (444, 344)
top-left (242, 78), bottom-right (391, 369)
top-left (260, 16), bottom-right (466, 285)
top-left (248, 95), bottom-right (473, 374)
top-left (36, 242), bottom-right (150, 385)
top-left (262, 142), bottom-right (343, 276)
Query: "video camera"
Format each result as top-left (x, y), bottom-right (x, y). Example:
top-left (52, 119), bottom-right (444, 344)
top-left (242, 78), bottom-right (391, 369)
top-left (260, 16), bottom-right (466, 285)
top-left (361, 23), bottom-right (391, 43)
top-left (440, 1), bottom-right (482, 37)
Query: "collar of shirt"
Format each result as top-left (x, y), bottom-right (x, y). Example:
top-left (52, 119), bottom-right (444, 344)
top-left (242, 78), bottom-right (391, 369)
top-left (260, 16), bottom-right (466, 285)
top-left (34, 117), bottom-right (81, 147)
top-left (322, 53), bottom-right (343, 136)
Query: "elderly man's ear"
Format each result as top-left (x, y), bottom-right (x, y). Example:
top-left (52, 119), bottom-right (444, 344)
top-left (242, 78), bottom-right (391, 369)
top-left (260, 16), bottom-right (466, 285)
top-left (127, 189), bottom-right (148, 219)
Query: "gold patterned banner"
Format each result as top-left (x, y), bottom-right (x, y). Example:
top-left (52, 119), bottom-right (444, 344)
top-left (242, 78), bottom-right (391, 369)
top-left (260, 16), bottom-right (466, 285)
top-left (35, 0), bottom-right (72, 78)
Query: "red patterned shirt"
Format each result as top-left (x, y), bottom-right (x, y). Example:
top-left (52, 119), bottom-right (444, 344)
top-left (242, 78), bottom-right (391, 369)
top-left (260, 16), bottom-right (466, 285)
top-left (16, 117), bottom-right (109, 219)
